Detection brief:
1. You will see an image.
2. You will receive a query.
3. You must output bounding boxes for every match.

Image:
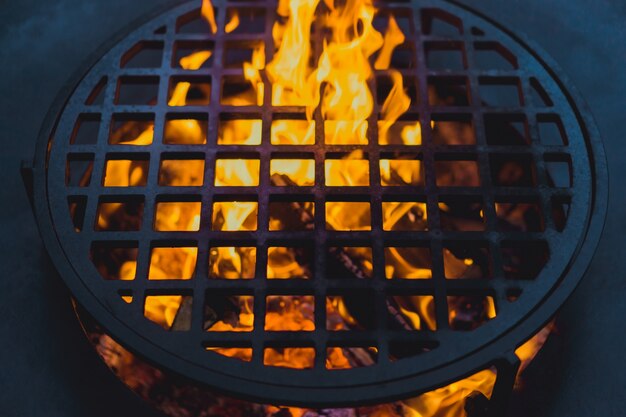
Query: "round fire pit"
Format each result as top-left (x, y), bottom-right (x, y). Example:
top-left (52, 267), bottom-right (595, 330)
top-left (28, 0), bottom-right (607, 411)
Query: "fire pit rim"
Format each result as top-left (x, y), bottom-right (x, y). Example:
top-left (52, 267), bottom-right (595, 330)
top-left (26, 0), bottom-right (608, 407)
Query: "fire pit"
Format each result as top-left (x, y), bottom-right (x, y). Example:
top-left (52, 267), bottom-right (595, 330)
top-left (25, 0), bottom-right (607, 416)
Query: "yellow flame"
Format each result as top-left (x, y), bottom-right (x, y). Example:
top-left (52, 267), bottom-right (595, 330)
top-left (374, 16), bottom-right (405, 70)
top-left (325, 152), bottom-right (370, 186)
top-left (212, 202), bottom-right (258, 231)
top-left (271, 120), bottom-right (316, 145)
top-left (266, 0), bottom-right (320, 107)
top-left (379, 70), bottom-right (411, 145)
top-left (201, 0), bottom-right (217, 33)
top-left (404, 369), bottom-right (496, 417)
top-left (270, 158), bottom-right (315, 186)
top-left (225, 10), bottom-right (240, 33)
top-left (218, 119), bottom-right (262, 145)
top-left (214, 159), bottom-right (260, 186)
top-left (243, 43), bottom-right (266, 106)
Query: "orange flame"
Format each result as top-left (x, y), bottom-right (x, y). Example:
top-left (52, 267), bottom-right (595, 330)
top-left (200, 0), bottom-right (217, 33)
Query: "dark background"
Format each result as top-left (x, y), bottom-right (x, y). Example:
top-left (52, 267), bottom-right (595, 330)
top-left (0, 1), bottom-right (624, 416)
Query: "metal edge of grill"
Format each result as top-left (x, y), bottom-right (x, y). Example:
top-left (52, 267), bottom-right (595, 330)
top-left (22, 0), bottom-right (608, 409)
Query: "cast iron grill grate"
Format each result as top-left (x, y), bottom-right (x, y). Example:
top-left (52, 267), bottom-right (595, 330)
top-left (29, 0), bottom-right (606, 409)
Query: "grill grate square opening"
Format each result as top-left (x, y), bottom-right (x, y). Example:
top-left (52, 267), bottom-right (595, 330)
top-left (448, 295), bottom-right (496, 330)
top-left (168, 76), bottom-right (212, 106)
top-left (215, 158), bottom-right (260, 186)
top-left (388, 294), bottom-right (437, 330)
top-left (538, 114), bottom-right (568, 146)
top-left (484, 114), bottom-right (529, 146)
top-left (66, 153), bottom-right (94, 187)
top-left (438, 197), bottom-right (485, 231)
top-left (95, 198), bottom-right (144, 231)
top-left (144, 294), bottom-right (190, 330)
top-left (327, 246), bottom-right (373, 279)
top-left (271, 119), bottom-right (315, 145)
top-left (85, 77), bottom-right (107, 106)
top-left (219, 116), bottom-right (262, 145)
top-left (164, 114), bottom-right (208, 145)
top-left (115, 76), bottom-right (159, 106)
top-left (479, 77), bottom-right (523, 107)
top-left (551, 196), bottom-right (571, 232)
top-left (324, 120), bottom-right (369, 145)
top-left (226, 7), bottom-right (266, 34)
top-left (327, 291), bottom-right (376, 330)
top-left (380, 158), bottom-right (422, 186)
top-left (500, 240), bottom-right (549, 280)
top-left (206, 345), bottom-right (253, 362)
top-left (421, 8), bottom-right (463, 36)
top-left (428, 76), bottom-right (470, 106)
top-left (378, 118), bottom-right (422, 145)
top-left (489, 153), bottom-right (536, 187)
top-left (91, 241), bottom-right (138, 280)
top-left (495, 200), bottom-right (544, 232)
top-left (159, 157), bottom-right (205, 186)
top-left (212, 201), bottom-right (258, 231)
top-left (267, 246), bottom-right (314, 279)
top-left (221, 75), bottom-right (264, 106)
top-left (270, 159), bottom-right (315, 186)
top-left (385, 246), bottom-right (432, 279)
top-left (154, 201), bottom-right (201, 231)
top-left (121, 41), bottom-right (164, 69)
top-left (474, 41), bottom-right (518, 70)
top-left (103, 156), bottom-right (149, 187)
top-left (435, 157), bottom-right (481, 187)
top-left (209, 246), bottom-right (257, 279)
top-left (264, 347), bottom-right (315, 369)
top-left (269, 201), bottom-right (315, 231)
top-left (443, 242), bottom-right (491, 279)
top-left (530, 77), bottom-right (554, 107)
top-left (265, 295), bottom-right (315, 331)
top-left (205, 294), bottom-right (254, 332)
top-left (176, 8), bottom-right (216, 34)
top-left (67, 196), bottom-right (87, 232)
top-left (432, 114), bottom-right (475, 145)
top-left (326, 158), bottom-right (370, 187)
top-left (148, 246), bottom-right (198, 280)
top-left (172, 40), bottom-right (214, 68)
top-left (382, 201), bottom-right (428, 231)
top-left (326, 347), bottom-right (378, 369)
top-left (224, 40), bottom-right (264, 68)
top-left (71, 114), bottom-right (101, 145)
top-left (325, 202), bottom-right (372, 231)
top-left (109, 114), bottom-right (154, 146)
top-left (425, 41), bottom-right (466, 71)
top-left (377, 74), bottom-right (419, 105)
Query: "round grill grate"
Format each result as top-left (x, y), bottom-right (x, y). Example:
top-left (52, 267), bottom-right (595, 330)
top-left (31, 0), bottom-right (607, 407)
